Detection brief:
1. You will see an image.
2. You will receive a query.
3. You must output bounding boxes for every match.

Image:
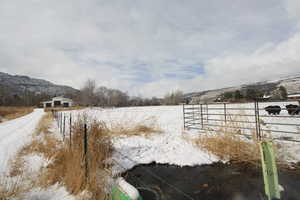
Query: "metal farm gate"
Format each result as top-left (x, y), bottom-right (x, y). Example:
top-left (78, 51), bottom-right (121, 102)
top-left (183, 101), bottom-right (300, 143)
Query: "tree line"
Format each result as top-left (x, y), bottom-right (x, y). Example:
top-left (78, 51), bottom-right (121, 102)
top-left (0, 78), bottom-right (186, 107)
top-left (76, 79), bottom-right (184, 107)
top-left (220, 86), bottom-right (288, 102)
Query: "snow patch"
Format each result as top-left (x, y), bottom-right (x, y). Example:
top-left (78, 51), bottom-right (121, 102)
top-left (23, 184), bottom-right (75, 200)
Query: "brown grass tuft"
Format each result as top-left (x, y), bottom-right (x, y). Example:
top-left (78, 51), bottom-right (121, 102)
top-left (189, 114), bottom-right (262, 166)
top-left (108, 116), bottom-right (162, 136)
top-left (194, 130), bottom-right (261, 166)
top-left (0, 107), bottom-right (34, 123)
top-left (34, 112), bottom-right (53, 135)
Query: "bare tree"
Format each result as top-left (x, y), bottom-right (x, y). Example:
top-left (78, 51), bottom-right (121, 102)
top-left (164, 90), bottom-right (184, 105)
top-left (80, 79), bottom-right (97, 106)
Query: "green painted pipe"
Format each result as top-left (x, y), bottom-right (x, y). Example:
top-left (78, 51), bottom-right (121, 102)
top-left (260, 141), bottom-right (280, 200)
top-left (111, 178), bottom-right (143, 200)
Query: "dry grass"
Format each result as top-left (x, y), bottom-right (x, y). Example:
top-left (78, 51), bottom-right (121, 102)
top-left (189, 113), bottom-right (286, 168)
top-left (5, 110), bottom-right (158, 199)
top-left (0, 107), bottom-right (34, 122)
top-left (108, 116), bottom-right (163, 136)
top-left (8, 112), bottom-right (113, 199)
top-left (9, 112), bottom-right (58, 177)
top-left (34, 113), bottom-right (53, 135)
top-left (189, 114), bottom-right (262, 167)
top-left (0, 176), bottom-right (28, 200)
top-left (193, 129), bottom-right (261, 166)
top-left (0, 113), bottom-right (50, 200)
top-left (2, 112), bottom-right (59, 200)
top-left (40, 117), bottom-right (113, 199)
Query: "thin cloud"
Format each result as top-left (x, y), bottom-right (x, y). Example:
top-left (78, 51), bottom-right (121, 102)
top-left (0, 0), bottom-right (299, 97)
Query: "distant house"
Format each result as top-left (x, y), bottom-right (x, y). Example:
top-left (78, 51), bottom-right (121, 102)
top-left (262, 94), bottom-right (271, 100)
top-left (42, 96), bottom-right (73, 108)
top-left (288, 94), bottom-right (300, 100)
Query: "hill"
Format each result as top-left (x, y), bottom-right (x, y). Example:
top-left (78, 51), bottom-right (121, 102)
top-left (185, 76), bottom-right (300, 103)
top-left (0, 72), bottom-right (79, 106)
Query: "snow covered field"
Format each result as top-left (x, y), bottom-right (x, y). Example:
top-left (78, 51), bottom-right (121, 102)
top-left (63, 106), bottom-right (219, 174)
top-left (1, 105), bottom-right (298, 176)
top-left (0, 105), bottom-right (299, 199)
top-left (64, 104), bottom-right (300, 169)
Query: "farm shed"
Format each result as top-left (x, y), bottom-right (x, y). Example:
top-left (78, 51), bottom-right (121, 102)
top-left (288, 93), bottom-right (300, 100)
top-left (42, 96), bottom-right (73, 108)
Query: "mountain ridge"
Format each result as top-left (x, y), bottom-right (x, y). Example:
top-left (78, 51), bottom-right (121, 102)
top-left (185, 75), bottom-right (300, 102)
top-left (0, 72), bottom-right (79, 97)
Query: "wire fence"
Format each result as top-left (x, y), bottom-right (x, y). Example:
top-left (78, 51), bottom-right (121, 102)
top-left (51, 109), bottom-right (198, 200)
top-left (183, 100), bottom-right (300, 143)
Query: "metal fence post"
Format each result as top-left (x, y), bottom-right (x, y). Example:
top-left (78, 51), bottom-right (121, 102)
top-left (254, 101), bottom-right (262, 140)
top-left (63, 115), bottom-right (66, 141)
top-left (60, 113), bottom-right (62, 134)
top-left (183, 104), bottom-right (186, 129)
top-left (224, 103), bottom-right (227, 124)
top-left (84, 123), bottom-right (88, 183)
top-left (192, 104), bottom-right (195, 127)
top-left (206, 103), bottom-right (209, 123)
top-left (69, 113), bottom-right (72, 149)
top-left (200, 104), bottom-right (204, 129)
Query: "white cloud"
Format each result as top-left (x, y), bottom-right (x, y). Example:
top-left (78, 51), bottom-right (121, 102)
top-left (285, 0), bottom-right (300, 21)
top-left (0, 0), bottom-right (300, 97)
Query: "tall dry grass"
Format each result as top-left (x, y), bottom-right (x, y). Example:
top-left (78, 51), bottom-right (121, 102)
top-left (190, 114), bottom-right (262, 167)
top-left (0, 107), bottom-right (34, 122)
top-left (189, 112), bottom-right (288, 168)
top-left (0, 176), bottom-right (27, 200)
top-left (4, 110), bottom-right (161, 199)
top-left (194, 129), bottom-right (261, 166)
top-left (8, 112), bottom-right (113, 199)
top-left (38, 115), bottom-right (113, 200)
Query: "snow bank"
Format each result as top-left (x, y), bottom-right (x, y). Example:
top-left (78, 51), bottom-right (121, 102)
top-left (0, 109), bottom-right (44, 174)
top-left (24, 184), bottom-right (75, 200)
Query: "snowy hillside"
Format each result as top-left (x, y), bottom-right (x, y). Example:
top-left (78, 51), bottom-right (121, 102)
top-left (185, 76), bottom-right (300, 102)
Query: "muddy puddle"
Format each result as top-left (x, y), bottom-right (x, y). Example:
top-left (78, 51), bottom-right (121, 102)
top-left (123, 162), bottom-right (300, 200)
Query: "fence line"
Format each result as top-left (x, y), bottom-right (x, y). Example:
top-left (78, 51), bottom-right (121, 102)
top-left (183, 100), bottom-right (300, 143)
top-left (51, 109), bottom-right (198, 200)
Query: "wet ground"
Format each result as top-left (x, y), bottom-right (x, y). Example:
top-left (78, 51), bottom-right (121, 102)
top-left (123, 162), bottom-right (300, 200)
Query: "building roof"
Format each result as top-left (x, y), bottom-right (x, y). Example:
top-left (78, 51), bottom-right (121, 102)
top-left (263, 94), bottom-right (271, 99)
top-left (42, 101), bottom-right (52, 104)
top-left (288, 94), bottom-right (300, 98)
top-left (52, 96), bottom-right (73, 102)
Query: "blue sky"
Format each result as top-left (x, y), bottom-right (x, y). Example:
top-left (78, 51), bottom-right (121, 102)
top-left (1, 0), bottom-right (300, 97)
